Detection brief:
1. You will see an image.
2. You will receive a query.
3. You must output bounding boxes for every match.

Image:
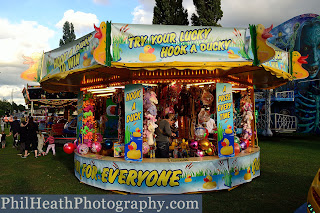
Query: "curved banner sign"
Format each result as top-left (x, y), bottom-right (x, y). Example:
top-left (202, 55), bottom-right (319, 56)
top-left (111, 23), bottom-right (251, 63)
top-left (42, 32), bottom-right (99, 80)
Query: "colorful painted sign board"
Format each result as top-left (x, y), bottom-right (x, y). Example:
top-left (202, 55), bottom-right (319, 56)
top-left (216, 83), bottom-right (234, 158)
top-left (268, 14), bottom-right (320, 80)
top-left (111, 23), bottom-right (250, 63)
top-left (74, 151), bottom-right (260, 194)
top-left (42, 31), bottom-right (99, 79)
top-left (262, 43), bottom-right (289, 73)
top-left (124, 84), bottom-right (143, 161)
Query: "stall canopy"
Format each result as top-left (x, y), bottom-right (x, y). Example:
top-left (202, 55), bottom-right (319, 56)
top-left (39, 22), bottom-right (293, 92)
top-left (22, 85), bottom-right (78, 107)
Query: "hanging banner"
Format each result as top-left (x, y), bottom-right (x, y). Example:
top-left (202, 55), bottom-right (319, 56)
top-left (124, 84), bottom-right (143, 161)
top-left (111, 23), bottom-right (250, 63)
top-left (216, 83), bottom-right (234, 158)
top-left (41, 32), bottom-right (99, 80)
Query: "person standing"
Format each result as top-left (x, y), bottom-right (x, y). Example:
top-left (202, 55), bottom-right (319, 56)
top-left (10, 116), bottom-right (20, 148)
top-left (18, 118), bottom-right (28, 156)
top-left (0, 117), bottom-right (5, 132)
top-left (1, 130), bottom-right (12, 148)
top-left (22, 116), bottom-right (38, 158)
top-left (155, 113), bottom-right (176, 158)
top-left (44, 131), bottom-right (56, 156)
top-left (37, 131), bottom-right (45, 156)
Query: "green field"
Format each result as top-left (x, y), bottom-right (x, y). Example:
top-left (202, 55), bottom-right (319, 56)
top-left (0, 128), bottom-right (319, 212)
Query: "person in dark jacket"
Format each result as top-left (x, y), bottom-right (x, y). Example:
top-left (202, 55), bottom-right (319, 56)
top-left (10, 116), bottom-right (20, 147)
top-left (17, 118), bottom-right (28, 155)
top-left (155, 113), bottom-right (176, 158)
top-left (22, 116), bottom-right (39, 158)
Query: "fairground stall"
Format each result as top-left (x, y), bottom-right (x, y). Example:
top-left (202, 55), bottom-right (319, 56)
top-left (39, 22), bottom-right (297, 194)
top-left (22, 84), bottom-right (78, 136)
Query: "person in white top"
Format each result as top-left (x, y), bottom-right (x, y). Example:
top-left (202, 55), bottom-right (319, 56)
top-left (37, 131), bottom-right (45, 156)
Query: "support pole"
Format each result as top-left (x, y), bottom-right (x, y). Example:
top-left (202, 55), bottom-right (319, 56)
top-left (262, 89), bottom-right (273, 136)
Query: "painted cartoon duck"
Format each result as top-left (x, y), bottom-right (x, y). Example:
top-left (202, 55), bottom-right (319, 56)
top-left (83, 53), bottom-right (91, 67)
top-left (132, 128), bottom-right (142, 137)
top-left (244, 167), bottom-right (252, 180)
top-left (227, 50), bottom-right (240, 59)
top-left (256, 24), bottom-right (275, 64)
top-left (127, 142), bottom-right (141, 159)
top-left (139, 45), bottom-right (156, 62)
top-left (292, 51), bottom-right (309, 79)
top-left (202, 175), bottom-right (217, 189)
top-left (225, 125), bottom-right (233, 134)
top-left (220, 138), bottom-right (233, 155)
top-left (185, 175), bottom-right (192, 183)
top-left (93, 22), bottom-right (106, 64)
top-left (234, 167), bottom-right (239, 176)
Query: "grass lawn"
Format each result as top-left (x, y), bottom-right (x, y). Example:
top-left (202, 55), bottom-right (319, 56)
top-left (0, 127), bottom-right (319, 213)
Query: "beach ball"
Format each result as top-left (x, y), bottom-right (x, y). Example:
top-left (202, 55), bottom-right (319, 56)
top-left (240, 141), bottom-right (247, 150)
top-left (189, 140), bottom-right (198, 150)
top-left (142, 142), bottom-right (150, 154)
top-left (205, 147), bottom-right (214, 156)
top-left (77, 144), bottom-right (89, 155)
top-left (63, 143), bottom-right (75, 154)
top-left (234, 143), bottom-right (240, 155)
top-left (196, 149), bottom-right (204, 157)
top-left (105, 140), bottom-right (113, 149)
top-left (199, 139), bottom-right (210, 150)
top-left (91, 142), bottom-right (102, 153)
top-left (234, 136), bottom-right (240, 144)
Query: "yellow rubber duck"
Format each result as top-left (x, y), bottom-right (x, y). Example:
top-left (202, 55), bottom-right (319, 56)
top-left (220, 138), bottom-right (234, 155)
top-left (225, 125), bottom-right (233, 134)
top-left (185, 175), bottom-right (192, 183)
top-left (256, 24), bottom-right (275, 64)
top-left (227, 50), bottom-right (240, 59)
top-left (132, 128), bottom-right (142, 137)
top-left (202, 175), bottom-right (217, 189)
top-left (83, 53), bottom-right (91, 67)
top-left (139, 45), bottom-right (156, 62)
top-left (169, 140), bottom-right (178, 150)
top-left (244, 168), bottom-right (251, 180)
top-left (127, 142), bottom-right (141, 159)
top-left (93, 22), bottom-right (106, 64)
top-left (234, 167), bottom-right (239, 176)
top-left (292, 51), bottom-right (309, 79)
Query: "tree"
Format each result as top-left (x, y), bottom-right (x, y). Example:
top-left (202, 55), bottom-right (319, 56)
top-left (153, 0), bottom-right (189, 25)
top-left (59, 21), bottom-right (76, 47)
top-left (191, 0), bottom-right (223, 26)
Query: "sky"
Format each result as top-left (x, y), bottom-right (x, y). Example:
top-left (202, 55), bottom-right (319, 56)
top-left (0, 0), bottom-right (319, 106)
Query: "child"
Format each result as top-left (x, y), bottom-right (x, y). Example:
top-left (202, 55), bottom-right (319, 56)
top-left (37, 131), bottom-right (45, 156)
top-left (1, 130), bottom-right (12, 148)
top-left (44, 132), bottom-right (55, 156)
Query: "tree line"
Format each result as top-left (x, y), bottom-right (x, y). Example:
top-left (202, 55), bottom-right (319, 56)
top-left (0, 100), bottom-right (26, 116)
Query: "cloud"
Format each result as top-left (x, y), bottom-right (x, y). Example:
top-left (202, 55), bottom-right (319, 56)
top-left (0, 85), bottom-right (26, 105)
top-left (93, 0), bottom-right (109, 5)
top-left (55, 10), bottom-right (99, 38)
top-left (0, 18), bottom-right (55, 106)
top-left (132, 5), bottom-right (153, 24)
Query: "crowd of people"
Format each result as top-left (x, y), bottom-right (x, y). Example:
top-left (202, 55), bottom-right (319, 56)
top-left (0, 115), bottom-right (56, 158)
